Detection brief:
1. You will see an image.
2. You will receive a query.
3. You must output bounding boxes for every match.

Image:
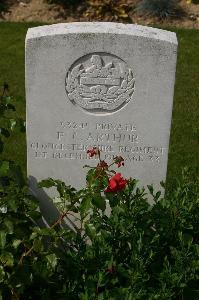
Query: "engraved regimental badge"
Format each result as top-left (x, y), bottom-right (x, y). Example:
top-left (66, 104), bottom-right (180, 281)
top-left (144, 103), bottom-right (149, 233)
top-left (65, 53), bottom-right (135, 113)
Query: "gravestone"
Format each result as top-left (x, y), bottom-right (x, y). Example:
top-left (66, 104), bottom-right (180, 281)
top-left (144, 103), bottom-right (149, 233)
top-left (26, 22), bottom-right (177, 216)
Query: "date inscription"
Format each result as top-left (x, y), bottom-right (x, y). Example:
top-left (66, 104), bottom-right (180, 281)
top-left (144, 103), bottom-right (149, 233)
top-left (30, 121), bottom-right (166, 164)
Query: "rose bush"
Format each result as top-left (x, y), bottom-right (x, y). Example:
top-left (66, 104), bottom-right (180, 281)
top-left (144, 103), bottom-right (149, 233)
top-left (0, 87), bottom-right (198, 299)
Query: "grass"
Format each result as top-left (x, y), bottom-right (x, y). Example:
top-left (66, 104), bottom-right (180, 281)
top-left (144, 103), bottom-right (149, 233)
top-left (0, 22), bottom-right (198, 187)
top-left (0, 23), bottom-right (42, 173)
top-left (167, 27), bottom-right (199, 187)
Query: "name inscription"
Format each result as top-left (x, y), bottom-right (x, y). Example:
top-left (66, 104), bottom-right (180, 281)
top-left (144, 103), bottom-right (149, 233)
top-left (30, 121), bottom-right (166, 164)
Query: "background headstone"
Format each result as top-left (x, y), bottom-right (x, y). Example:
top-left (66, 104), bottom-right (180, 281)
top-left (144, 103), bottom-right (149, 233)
top-left (26, 22), bottom-right (178, 216)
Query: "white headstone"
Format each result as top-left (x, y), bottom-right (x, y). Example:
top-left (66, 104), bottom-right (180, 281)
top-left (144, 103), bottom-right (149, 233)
top-left (26, 22), bottom-right (177, 208)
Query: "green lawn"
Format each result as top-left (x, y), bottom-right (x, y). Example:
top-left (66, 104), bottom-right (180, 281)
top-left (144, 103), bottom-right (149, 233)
top-left (0, 22), bottom-right (198, 187)
top-left (167, 27), bottom-right (199, 187)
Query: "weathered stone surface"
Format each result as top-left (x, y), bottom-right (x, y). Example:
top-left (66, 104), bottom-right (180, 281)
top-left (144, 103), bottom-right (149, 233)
top-left (26, 22), bottom-right (178, 210)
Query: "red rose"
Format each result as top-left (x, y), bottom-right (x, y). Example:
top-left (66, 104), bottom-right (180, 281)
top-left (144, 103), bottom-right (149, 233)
top-left (87, 147), bottom-right (99, 157)
top-left (105, 173), bottom-right (128, 193)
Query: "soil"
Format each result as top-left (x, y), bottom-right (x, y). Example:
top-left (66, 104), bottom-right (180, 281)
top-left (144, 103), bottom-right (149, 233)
top-left (0, 0), bottom-right (199, 29)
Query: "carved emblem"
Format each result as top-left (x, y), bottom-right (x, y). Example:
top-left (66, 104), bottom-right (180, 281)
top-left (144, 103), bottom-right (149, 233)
top-left (65, 53), bottom-right (135, 113)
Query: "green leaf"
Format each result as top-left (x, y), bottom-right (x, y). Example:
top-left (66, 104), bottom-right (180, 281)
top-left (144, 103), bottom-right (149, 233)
top-left (33, 238), bottom-right (43, 252)
top-left (46, 254), bottom-right (57, 270)
top-left (9, 163), bottom-right (25, 187)
top-left (183, 233), bottom-right (193, 245)
top-left (154, 191), bottom-right (161, 201)
top-left (160, 181), bottom-right (165, 188)
top-left (102, 176), bottom-right (108, 186)
top-left (80, 291), bottom-right (89, 300)
top-left (0, 231), bottom-right (6, 249)
top-left (80, 196), bottom-right (91, 216)
top-left (56, 181), bottom-right (66, 197)
top-left (10, 119), bottom-right (16, 131)
top-left (4, 96), bottom-right (12, 104)
top-left (92, 194), bottom-right (106, 211)
top-left (0, 252), bottom-right (14, 267)
top-left (147, 184), bottom-right (154, 196)
top-left (5, 219), bottom-right (13, 234)
top-left (112, 206), bottom-right (125, 215)
top-left (85, 223), bottom-right (96, 240)
top-left (0, 161), bottom-right (10, 177)
top-left (0, 206), bottom-right (7, 214)
top-left (86, 169), bottom-right (96, 185)
top-left (195, 244), bottom-right (199, 256)
top-left (0, 266), bottom-right (5, 283)
top-left (37, 228), bottom-right (55, 236)
top-left (30, 232), bottom-right (38, 240)
top-left (9, 118), bottom-right (25, 133)
top-left (12, 239), bottom-right (22, 249)
top-left (39, 178), bottom-right (56, 188)
top-left (106, 193), bottom-right (119, 208)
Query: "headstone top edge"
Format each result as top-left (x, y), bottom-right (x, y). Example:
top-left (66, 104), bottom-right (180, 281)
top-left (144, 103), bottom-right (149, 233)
top-left (26, 22), bottom-right (177, 45)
